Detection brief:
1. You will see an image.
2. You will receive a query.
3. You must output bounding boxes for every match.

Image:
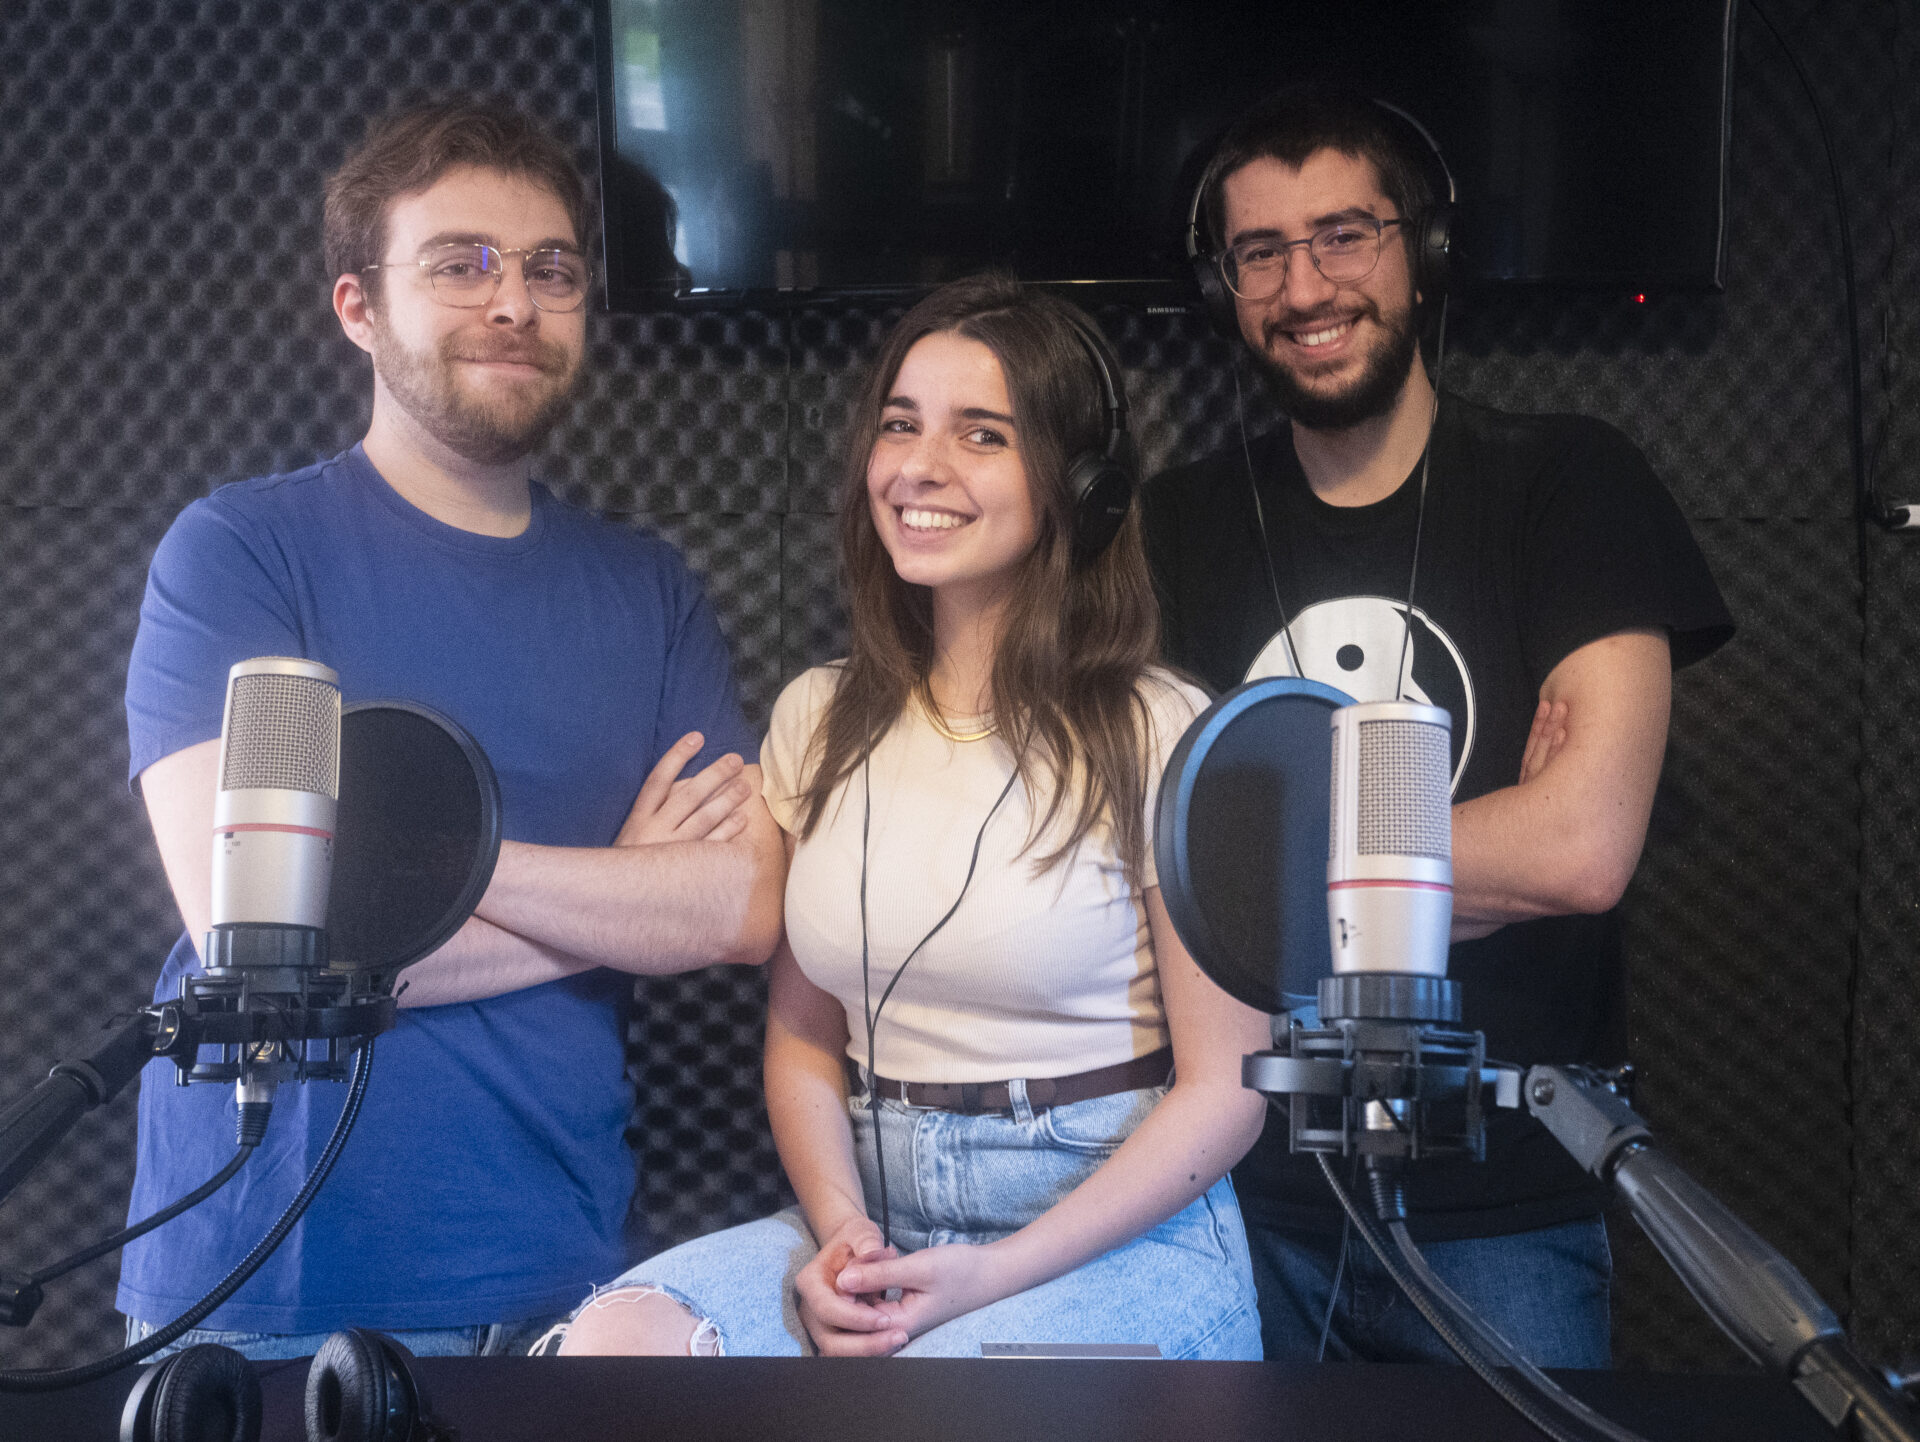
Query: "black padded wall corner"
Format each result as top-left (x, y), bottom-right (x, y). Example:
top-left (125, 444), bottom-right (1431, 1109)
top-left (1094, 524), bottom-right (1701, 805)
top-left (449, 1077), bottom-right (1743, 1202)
top-left (0, 0), bottom-right (1914, 1381)
top-left (0, 504), bottom-right (187, 1370)
top-left (1617, 518), bottom-right (1863, 1369)
top-left (1850, 0), bottom-right (1920, 1367)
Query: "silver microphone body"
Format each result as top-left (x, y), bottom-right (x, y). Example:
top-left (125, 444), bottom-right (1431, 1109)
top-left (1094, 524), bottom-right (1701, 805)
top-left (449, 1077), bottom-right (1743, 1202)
top-left (206, 656), bottom-right (341, 971)
top-left (1327, 700), bottom-right (1454, 977)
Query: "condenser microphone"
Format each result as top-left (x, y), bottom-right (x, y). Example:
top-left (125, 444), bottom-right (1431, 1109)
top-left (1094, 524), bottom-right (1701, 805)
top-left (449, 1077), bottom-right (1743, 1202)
top-left (204, 656), bottom-right (342, 976)
top-left (1327, 700), bottom-right (1453, 978)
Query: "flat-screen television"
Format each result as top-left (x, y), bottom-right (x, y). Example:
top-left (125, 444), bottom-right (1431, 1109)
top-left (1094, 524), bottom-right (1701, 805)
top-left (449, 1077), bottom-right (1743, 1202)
top-left (593, 0), bottom-right (1735, 308)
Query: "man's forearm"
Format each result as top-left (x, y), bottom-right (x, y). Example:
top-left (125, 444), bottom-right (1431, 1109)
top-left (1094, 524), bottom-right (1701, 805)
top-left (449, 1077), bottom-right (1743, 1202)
top-left (396, 915), bottom-right (595, 1007)
top-left (473, 823), bottom-right (784, 974)
top-left (1450, 632), bottom-right (1672, 927)
top-left (1451, 782), bottom-right (1640, 926)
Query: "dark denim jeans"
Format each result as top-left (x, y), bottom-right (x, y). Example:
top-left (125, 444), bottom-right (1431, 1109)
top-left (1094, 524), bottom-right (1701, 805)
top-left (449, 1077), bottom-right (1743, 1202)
top-left (1246, 1212), bottom-right (1612, 1367)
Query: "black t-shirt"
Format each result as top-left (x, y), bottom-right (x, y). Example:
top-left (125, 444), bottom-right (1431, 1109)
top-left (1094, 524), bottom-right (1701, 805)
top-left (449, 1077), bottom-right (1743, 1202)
top-left (1143, 394), bottom-right (1734, 1240)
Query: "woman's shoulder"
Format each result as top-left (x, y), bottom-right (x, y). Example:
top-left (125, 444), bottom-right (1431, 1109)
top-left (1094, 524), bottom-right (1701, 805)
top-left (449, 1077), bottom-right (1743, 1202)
top-left (770, 662), bottom-right (849, 729)
top-left (1134, 666), bottom-right (1211, 741)
top-left (762, 664), bottom-right (852, 814)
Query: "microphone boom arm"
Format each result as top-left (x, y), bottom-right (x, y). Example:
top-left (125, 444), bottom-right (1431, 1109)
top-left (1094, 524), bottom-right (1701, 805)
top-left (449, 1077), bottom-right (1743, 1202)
top-left (0, 1011), bottom-right (156, 1213)
top-left (1525, 1065), bottom-right (1918, 1442)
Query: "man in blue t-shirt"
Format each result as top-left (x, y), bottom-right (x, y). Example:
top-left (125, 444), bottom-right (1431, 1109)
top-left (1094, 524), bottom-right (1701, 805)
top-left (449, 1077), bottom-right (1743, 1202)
top-left (119, 99), bottom-right (785, 1360)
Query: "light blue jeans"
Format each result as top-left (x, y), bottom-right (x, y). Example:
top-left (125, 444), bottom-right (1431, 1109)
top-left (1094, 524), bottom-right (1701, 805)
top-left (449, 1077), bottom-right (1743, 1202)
top-left (126, 1311), bottom-right (566, 1363)
top-left (566, 1085), bottom-right (1262, 1359)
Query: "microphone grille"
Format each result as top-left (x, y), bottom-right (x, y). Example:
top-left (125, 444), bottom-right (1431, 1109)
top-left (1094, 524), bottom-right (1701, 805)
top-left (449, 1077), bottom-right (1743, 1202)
top-left (1356, 718), bottom-right (1450, 859)
top-left (222, 671), bottom-right (341, 796)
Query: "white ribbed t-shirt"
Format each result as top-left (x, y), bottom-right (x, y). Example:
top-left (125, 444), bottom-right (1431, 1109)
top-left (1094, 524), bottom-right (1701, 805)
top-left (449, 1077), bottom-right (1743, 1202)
top-left (760, 664), bottom-right (1209, 1083)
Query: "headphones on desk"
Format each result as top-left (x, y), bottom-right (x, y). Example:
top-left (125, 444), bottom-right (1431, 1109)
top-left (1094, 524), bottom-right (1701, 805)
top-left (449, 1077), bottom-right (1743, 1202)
top-left (122, 1329), bottom-right (451, 1442)
top-left (1183, 95), bottom-right (1458, 341)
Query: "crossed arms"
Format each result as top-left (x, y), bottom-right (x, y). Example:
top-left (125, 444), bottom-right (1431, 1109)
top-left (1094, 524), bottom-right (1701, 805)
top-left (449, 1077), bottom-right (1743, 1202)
top-left (139, 728), bottom-right (785, 1005)
top-left (1451, 626), bottom-right (1674, 939)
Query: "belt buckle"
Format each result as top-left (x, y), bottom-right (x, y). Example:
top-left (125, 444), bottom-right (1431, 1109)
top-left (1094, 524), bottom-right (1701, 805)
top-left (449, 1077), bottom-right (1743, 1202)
top-left (896, 1080), bottom-right (940, 1113)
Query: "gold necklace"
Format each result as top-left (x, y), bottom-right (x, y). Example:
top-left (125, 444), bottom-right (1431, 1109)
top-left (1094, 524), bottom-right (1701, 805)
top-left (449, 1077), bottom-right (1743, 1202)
top-left (924, 699), bottom-right (996, 743)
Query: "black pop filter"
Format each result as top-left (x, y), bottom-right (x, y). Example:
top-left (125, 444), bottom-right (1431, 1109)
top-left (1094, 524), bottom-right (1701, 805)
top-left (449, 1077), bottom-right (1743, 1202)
top-left (1154, 677), bottom-right (1353, 1013)
top-left (327, 702), bottom-right (502, 978)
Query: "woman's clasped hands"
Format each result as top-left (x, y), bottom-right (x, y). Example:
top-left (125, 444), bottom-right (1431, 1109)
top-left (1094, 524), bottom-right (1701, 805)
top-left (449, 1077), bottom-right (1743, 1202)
top-left (796, 1215), bottom-right (1019, 1356)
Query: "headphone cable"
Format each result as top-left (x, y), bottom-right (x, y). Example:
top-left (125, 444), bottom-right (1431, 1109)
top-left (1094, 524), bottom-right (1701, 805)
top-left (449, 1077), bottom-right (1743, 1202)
top-left (1237, 355), bottom-right (1301, 673)
top-left (860, 748), bottom-right (1020, 1248)
top-left (1393, 291), bottom-right (1449, 702)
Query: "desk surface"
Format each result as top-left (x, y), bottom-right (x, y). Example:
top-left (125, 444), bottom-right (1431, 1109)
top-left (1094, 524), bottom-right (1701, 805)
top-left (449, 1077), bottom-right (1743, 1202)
top-left (2, 1356), bottom-right (1839, 1442)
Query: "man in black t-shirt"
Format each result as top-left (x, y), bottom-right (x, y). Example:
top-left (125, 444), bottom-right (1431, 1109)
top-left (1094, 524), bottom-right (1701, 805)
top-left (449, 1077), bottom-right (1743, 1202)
top-left (1143, 88), bottom-right (1733, 1366)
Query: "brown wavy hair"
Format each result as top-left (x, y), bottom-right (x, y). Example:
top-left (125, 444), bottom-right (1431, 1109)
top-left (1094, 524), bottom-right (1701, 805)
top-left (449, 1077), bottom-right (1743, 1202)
top-left (793, 274), bottom-right (1166, 884)
top-left (324, 97), bottom-right (590, 297)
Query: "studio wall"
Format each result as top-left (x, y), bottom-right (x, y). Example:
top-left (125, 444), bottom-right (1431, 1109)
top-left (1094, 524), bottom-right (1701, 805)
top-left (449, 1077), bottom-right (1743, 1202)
top-left (0, 0), bottom-right (1913, 1378)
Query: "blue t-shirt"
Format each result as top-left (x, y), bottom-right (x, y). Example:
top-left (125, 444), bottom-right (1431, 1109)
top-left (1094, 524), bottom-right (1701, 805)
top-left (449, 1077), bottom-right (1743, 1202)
top-left (119, 445), bottom-right (755, 1332)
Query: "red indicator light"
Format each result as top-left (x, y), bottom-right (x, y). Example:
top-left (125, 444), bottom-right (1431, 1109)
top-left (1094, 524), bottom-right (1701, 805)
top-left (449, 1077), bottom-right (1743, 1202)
top-left (1634, 293), bottom-right (1647, 304)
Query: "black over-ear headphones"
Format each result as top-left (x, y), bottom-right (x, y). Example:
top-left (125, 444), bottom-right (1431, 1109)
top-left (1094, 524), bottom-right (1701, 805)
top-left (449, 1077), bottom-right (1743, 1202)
top-left (305, 1329), bottom-right (449, 1442)
top-left (1058, 306), bottom-right (1135, 563)
top-left (121, 1329), bottom-right (449, 1442)
top-left (119, 1343), bottom-right (261, 1442)
top-left (1184, 96), bottom-right (1457, 341)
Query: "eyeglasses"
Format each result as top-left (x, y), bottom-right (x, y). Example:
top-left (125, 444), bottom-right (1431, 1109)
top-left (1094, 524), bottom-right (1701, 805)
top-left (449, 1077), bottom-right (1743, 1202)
top-left (1219, 218), bottom-right (1407, 301)
top-left (359, 243), bottom-right (592, 313)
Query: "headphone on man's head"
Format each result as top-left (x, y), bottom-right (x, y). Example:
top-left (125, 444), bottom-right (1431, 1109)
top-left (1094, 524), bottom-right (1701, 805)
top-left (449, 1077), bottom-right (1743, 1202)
top-left (1184, 95), bottom-right (1457, 342)
top-left (1057, 307), bottom-right (1135, 564)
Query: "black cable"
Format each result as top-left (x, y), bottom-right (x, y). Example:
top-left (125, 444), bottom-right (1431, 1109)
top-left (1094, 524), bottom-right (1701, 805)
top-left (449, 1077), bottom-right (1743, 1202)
top-left (27, 1144), bottom-right (255, 1287)
top-left (1382, 1210), bottom-right (1651, 1442)
top-left (1393, 294), bottom-right (1449, 702)
top-left (1745, 5), bottom-right (1888, 1377)
top-left (1238, 305), bottom-right (1441, 703)
top-left (1315, 1145), bottom-right (1360, 1363)
top-left (0, 1039), bottom-right (376, 1393)
top-left (1316, 1154), bottom-right (1649, 1442)
top-left (1236, 356), bottom-right (1299, 669)
top-left (1746, 0), bottom-right (1883, 554)
top-left (860, 753), bottom-right (1020, 1247)
top-left (1263, 1090), bottom-right (1358, 1363)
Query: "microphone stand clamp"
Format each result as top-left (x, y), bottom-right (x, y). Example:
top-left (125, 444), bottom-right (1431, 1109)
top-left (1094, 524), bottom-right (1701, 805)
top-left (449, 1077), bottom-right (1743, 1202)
top-left (1242, 972), bottom-right (1518, 1162)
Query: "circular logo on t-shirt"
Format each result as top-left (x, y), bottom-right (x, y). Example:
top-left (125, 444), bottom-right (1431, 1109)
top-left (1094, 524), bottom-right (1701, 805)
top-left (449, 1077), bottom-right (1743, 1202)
top-left (1244, 595), bottom-right (1476, 793)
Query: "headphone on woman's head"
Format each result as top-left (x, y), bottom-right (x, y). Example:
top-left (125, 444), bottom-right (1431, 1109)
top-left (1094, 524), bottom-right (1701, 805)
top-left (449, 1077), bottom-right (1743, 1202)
top-left (1184, 96), bottom-right (1457, 341)
top-left (1057, 307), bottom-right (1136, 565)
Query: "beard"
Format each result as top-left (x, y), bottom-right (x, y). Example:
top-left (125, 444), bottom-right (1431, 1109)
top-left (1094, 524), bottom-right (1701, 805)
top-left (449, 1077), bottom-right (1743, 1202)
top-left (370, 317), bottom-right (580, 465)
top-left (1253, 297), bottom-right (1420, 432)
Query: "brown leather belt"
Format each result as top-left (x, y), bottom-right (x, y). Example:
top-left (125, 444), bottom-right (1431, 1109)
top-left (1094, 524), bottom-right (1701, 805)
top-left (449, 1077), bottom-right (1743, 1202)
top-left (854, 1046), bottom-right (1174, 1116)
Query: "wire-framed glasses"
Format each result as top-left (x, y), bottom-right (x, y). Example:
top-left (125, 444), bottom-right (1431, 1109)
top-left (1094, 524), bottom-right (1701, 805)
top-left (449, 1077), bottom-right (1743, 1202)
top-left (360, 243), bottom-right (592, 313)
top-left (1219, 217), bottom-right (1407, 300)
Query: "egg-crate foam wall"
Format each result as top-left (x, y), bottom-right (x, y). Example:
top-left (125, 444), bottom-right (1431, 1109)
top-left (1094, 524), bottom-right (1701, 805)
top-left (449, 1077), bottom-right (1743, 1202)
top-left (1, 0), bottom-right (1915, 1377)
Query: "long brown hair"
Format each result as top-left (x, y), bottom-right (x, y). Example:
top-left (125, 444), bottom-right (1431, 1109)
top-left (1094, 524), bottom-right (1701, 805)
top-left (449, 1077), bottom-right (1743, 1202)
top-left (793, 273), bottom-right (1167, 884)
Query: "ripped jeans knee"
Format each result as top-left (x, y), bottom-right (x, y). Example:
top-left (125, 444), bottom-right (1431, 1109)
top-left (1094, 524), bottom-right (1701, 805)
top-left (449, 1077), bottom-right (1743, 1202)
top-left (535, 1280), bottom-right (723, 1357)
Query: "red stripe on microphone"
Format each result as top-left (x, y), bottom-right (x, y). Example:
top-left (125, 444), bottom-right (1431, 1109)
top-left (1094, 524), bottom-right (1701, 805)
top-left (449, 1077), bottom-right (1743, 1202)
top-left (1328, 879), bottom-right (1451, 893)
top-left (214, 823), bottom-right (334, 840)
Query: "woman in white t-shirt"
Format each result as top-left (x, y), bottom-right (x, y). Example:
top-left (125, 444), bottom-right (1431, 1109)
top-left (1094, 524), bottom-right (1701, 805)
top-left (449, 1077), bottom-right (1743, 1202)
top-left (551, 273), bottom-right (1269, 1359)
